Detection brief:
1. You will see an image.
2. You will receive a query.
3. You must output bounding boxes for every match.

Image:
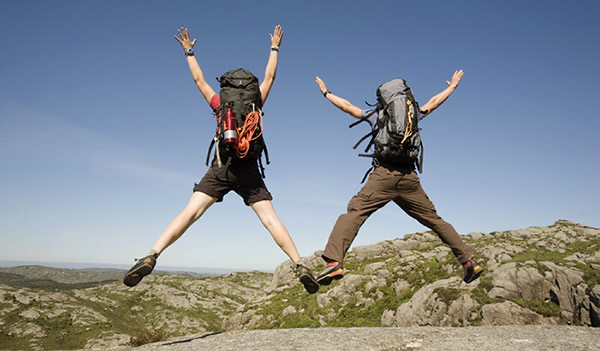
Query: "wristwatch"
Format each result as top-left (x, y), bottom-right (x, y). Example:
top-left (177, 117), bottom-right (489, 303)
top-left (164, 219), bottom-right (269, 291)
top-left (184, 48), bottom-right (194, 56)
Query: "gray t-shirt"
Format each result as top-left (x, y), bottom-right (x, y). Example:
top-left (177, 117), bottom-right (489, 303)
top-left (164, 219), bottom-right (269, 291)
top-left (361, 109), bottom-right (379, 128)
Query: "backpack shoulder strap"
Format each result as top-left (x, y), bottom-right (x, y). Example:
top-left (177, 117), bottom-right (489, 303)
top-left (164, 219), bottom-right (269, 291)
top-left (349, 108), bottom-right (378, 129)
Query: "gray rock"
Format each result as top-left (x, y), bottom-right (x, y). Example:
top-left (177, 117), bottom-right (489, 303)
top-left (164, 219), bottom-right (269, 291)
top-left (364, 262), bottom-right (385, 273)
top-left (481, 301), bottom-right (558, 326)
top-left (381, 309), bottom-right (395, 326)
top-left (365, 277), bottom-right (387, 292)
top-left (421, 233), bottom-right (439, 242)
top-left (19, 308), bottom-right (41, 319)
top-left (554, 231), bottom-right (569, 242)
top-left (447, 295), bottom-right (479, 326)
top-left (586, 251), bottom-right (600, 264)
top-left (281, 306), bottom-right (296, 317)
top-left (504, 229), bottom-right (533, 240)
top-left (130, 326), bottom-right (600, 351)
top-left (352, 244), bottom-right (385, 260)
top-left (488, 263), bottom-right (550, 300)
top-left (395, 277), bottom-right (476, 327)
top-left (434, 246), bottom-right (452, 263)
top-left (316, 293), bottom-right (331, 308)
top-left (467, 232), bottom-right (485, 241)
top-left (589, 284), bottom-right (600, 327)
top-left (543, 262), bottom-right (585, 318)
top-left (397, 249), bottom-right (414, 257)
top-left (268, 261), bottom-right (295, 292)
top-left (393, 279), bottom-right (411, 296)
top-left (377, 269), bottom-right (391, 279)
top-left (583, 228), bottom-right (600, 236)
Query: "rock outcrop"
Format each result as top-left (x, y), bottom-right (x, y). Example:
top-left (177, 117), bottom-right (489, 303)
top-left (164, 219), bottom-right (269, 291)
top-left (224, 220), bottom-right (600, 330)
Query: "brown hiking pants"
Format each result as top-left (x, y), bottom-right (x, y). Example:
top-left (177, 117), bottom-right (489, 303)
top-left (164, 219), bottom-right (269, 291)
top-left (323, 163), bottom-right (474, 265)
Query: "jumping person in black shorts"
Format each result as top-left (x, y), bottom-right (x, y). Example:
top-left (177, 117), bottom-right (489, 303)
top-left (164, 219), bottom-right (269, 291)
top-left (123, 25), bottom-right (319, 294)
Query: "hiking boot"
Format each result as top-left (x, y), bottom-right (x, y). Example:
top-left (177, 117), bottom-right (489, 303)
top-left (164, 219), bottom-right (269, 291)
top-left (294, 262), bottom-right (319, 294)
top-left (316, 261), bottom-right (344, 286)
top-left (123, 255), bottom-right (156, 287)
top-left (295, 263), bottom-right (319, 294)
top-left (462, 257), bottom-right (483, 284)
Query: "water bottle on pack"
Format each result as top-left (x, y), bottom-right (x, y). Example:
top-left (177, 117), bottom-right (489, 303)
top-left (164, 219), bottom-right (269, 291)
top-left (223, 104), bottom-right (237, 146)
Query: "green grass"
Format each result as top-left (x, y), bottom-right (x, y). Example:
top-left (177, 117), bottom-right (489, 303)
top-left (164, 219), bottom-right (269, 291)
top-left (567, 238), bottom-right (600, 256)
top-left (433, 287), bottom-right (462, 305)
top-left (0, 332), bottom-right (32, 351)
top-left (511, 298), bottom-right (561, 317)
top-left (0, 280), bottom-right (237, 351)
top-left (577, 263), bottom-right (600, 293)
top-left (327, 285), bottom-right (413, 328)
top-left (510, 249), bottom-right (565, 264)
top-left (129, 329), bottom-right (167, 347)
top-left (402, 257), bottom-right (453, 287)
top-left (254, 288), bottom-right (322, 329)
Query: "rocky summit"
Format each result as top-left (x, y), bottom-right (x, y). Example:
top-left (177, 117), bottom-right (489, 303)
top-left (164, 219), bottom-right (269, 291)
top-left (1, 220), bottom-right (599, 350)
top-left (225, 220), bottom-right (600, 331)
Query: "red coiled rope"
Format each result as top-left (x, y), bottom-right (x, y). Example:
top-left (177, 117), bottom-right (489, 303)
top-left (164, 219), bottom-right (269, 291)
top-left (236, 110), bottom-right (263, 158)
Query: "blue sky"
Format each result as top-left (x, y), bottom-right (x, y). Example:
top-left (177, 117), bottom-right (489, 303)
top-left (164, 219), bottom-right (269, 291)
top-left (1, 0), bottom-right (599, 272)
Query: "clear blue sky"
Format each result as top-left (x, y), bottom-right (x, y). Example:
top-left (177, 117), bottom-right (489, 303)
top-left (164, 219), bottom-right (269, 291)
top-left (1, 1), bottom-right (599, 271)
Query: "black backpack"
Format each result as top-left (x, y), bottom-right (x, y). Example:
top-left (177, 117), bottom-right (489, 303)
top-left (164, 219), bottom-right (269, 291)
top-left (205, 68), bottom-right (269, 176)
top-left (351, 78), bottom-right (423, 181)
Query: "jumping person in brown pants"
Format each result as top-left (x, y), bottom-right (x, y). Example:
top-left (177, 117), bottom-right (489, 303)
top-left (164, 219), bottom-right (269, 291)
top-left (314, 70), bottom-right (483, 285)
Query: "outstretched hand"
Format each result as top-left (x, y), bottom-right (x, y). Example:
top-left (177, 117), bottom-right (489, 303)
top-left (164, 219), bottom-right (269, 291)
top-left (174, 27), bottom-right (197, 50)
top-left (446, 70), bottom-right (464, 89)
top-left (269, 25), bottom-right (284, 47)
top-left (315, 76), bottom-right (328, 95)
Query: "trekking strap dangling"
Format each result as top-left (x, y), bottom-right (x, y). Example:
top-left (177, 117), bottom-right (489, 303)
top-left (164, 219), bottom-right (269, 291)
top-left (352, 130), bottom-right (376, 150)
top-left (350, 107), bottom-right (379, 152)
top-left (417, 142), bottom-right (424, 173)
top-left (360, 166), bottom-right (373, 183)
top-left (206, 136), bottom-right (219, 166)
top-left (258, 157), bottom-right (266, 178)
top-left (263, 141), bottom-right (270, 165)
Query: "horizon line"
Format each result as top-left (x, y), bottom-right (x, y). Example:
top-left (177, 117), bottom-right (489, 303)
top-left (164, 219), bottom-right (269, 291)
top-left (0, 260), bottom-right (274, 274)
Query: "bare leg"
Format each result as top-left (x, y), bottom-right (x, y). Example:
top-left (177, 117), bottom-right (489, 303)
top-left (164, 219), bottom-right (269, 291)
top-left (251, 200), bottom-right (301, 263)
top-left (151, 191), bottom-right (217, 255)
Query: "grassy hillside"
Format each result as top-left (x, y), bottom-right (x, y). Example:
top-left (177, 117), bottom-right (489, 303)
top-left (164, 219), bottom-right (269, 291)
top-left (0, 271), bottom-right (271, 350)
top-left (1, 220), bottom-right (599, 350)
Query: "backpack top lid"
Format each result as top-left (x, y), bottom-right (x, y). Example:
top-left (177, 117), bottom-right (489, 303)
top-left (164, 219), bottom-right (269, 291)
top-left (218, 68), bottom-right (258, 89)
top-left (376, 78), bottom-right (415, 105)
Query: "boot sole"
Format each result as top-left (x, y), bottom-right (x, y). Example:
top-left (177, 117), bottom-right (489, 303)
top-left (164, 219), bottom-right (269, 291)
top-left (123, 264), bottom-right (154, 287)
top-left (464, 267), bottom-right (483, 284)
top-left (299, 275), bottom-right (320, 294)
top-left (317, 271), bottom-right (344, 286)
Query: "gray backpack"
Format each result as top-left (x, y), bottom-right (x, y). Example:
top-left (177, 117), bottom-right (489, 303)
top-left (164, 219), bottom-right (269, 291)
top-left (351, 78), bottom-right (423, 181)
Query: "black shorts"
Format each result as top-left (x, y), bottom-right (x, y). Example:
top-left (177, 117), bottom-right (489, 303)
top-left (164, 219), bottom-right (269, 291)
top-left (193, 158), bottom-right (272, 206)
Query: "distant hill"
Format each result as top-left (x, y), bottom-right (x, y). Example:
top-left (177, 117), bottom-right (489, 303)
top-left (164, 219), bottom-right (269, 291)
top-left (0, 265), bottom-right (214, 290)
top-left (1, 220), bottom-right (599, 350)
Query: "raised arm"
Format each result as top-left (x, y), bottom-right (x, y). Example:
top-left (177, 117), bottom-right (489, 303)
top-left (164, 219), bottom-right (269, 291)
top-left (259, 25), bottom-right (283, 104)
top-left (174, 27), bottom-right (217, 105)
top-left (420, 70), bottom-right (464, 117)
top-left (315, 76), bottom-right (362, 119)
